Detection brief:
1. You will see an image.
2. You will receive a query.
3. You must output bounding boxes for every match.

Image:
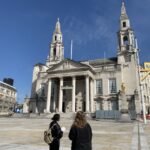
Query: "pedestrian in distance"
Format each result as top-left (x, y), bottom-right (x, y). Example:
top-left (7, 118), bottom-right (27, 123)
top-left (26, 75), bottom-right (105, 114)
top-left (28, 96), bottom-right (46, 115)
top-left (69, 111), bottom-right (92, 150)
top-left (49, 114), bottom-right (63, 150)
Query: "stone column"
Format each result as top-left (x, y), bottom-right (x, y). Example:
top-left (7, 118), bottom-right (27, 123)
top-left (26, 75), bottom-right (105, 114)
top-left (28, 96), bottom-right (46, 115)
top-left (121, 34), bottom-right (123, 46)
top-left (94, 79), bottom-right (96, 96)
top-left (53, 83), bottom-right (56, 112)
top-left (46, 79), bottom-right (52, 113)
top-left (90, 79), bottom-right (94, 112)
top-left (58, 77), bottom-right (63, 112)
top-left (72, 76), bottom-right (76, 112)
top-left (85, 75), bottom-right (90, 112)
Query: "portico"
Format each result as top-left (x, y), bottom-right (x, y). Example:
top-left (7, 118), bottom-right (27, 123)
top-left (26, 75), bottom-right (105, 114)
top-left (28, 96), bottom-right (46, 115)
top-left (46, 68), bottom-right (95, 113)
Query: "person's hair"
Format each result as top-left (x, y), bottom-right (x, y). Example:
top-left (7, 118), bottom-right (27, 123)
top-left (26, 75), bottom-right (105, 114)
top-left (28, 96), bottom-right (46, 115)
top-left (72, 111), bottom-right (87, 128)
top-left (51, 114), bottom-right (60, 121)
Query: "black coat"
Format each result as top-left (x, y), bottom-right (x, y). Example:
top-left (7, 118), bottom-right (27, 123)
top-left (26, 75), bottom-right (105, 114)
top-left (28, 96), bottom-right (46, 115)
top-left (69, 123), bottom-right (92, 150)
top-left (49, 121), bottom-right (63, 150)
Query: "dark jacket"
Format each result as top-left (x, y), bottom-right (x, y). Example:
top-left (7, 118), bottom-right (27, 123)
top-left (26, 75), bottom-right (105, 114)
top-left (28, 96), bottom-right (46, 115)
top-left (49, 121), bottom-right (63, 150)
top-left (69, 123), bottom-right (92, 150)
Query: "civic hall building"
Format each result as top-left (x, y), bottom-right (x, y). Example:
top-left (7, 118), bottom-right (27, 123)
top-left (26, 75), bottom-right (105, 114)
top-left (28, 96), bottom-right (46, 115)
top-left (29, 2), bottom-right (144, 115)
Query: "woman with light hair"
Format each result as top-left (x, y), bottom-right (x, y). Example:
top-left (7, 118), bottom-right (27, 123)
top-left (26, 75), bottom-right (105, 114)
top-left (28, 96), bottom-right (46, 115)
top-left (69, 111), bottom-right (92, 150)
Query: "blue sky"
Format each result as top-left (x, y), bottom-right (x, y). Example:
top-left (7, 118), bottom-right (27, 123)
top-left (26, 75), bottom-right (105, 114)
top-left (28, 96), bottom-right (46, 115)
top-left (0, 0), bottom-right (150, 103)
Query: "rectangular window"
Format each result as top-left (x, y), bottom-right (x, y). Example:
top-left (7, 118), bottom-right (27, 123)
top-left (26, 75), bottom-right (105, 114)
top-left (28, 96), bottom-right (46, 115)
top-left (123, 22), bottom-right (126, 27)
top-left (96, 79), bottom-right (103, 95)
top-left (40, 83), bottom-right (45, 89)
top-left (109, 78), bottom-right (117, 94)
top-left (40, 83), bottom-right (45, 96)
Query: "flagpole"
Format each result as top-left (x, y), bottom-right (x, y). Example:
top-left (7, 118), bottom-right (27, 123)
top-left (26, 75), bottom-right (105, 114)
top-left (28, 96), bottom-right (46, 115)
top-left (71, 40), bottom-right (73, 60)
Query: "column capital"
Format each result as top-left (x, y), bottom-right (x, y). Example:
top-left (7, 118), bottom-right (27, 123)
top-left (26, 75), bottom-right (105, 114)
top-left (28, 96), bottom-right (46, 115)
top-left (47, 78), bottom-right (52, 82)
top-left (59, 77), bottom-right (64, 81)
top-left (72, 76), bottom-right (76, 79)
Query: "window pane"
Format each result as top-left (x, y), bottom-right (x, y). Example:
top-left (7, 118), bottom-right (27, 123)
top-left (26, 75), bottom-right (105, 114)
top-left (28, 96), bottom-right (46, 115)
top-left (123, 22), bottom-right (126, 27)
top-left (96, 79), bottom-right (103, 94)
top-left (109, 78), bottom-right (116, 94)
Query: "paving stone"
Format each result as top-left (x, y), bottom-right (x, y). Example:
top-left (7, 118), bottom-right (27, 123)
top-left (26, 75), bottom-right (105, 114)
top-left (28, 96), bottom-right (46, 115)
top-left (0, 118), bottom-right (149, 150)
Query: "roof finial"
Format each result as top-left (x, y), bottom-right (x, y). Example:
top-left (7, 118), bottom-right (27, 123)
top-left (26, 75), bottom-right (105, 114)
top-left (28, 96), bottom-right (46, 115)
top-left (121, 0), bottom-right (126, 15)
top-left (54, 18), bottom-right (61, 34)
top-left (121, 0), bottom-right (128, 19)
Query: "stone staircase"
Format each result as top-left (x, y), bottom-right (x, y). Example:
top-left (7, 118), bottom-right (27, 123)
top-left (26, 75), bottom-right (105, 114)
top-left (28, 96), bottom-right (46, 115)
top-left (11, 112), bottom-right (76, 119)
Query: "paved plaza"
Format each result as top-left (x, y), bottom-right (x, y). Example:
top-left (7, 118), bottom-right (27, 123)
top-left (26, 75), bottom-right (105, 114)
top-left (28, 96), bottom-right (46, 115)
top-left (0, 116), bottom-right (149, 150)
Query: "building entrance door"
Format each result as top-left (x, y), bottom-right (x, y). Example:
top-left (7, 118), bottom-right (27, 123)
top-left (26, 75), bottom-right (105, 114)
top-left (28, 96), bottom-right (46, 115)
top-left (83, 101), bottom-right (86, 112)
top-left (62, 101), bottom-right (65, 112)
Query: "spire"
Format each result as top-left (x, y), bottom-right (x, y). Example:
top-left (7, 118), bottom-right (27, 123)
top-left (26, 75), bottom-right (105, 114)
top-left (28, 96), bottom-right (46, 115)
top-left (120, 1), bottom-right (128, 20)
top-left (119, 1), bottom-right (130, 30)
top-left (117, 0), bottom-right (135, 57)
top-left (54, 18), bottom-right (61, 34)
top-left (48, 18), bottom-right (64, 65)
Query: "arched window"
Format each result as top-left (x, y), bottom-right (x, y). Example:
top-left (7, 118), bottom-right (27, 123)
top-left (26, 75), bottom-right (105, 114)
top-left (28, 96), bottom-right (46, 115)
top-left (144, 96), bottom-right (146, 103)
top-left (123, 36), bottom-right (129, 45)
top-left (53, 47), bottom-right (56, 56)
top-left (55, 36), bottom-right (57, 41)
top-left (123, 22), bottom-right (126, 28)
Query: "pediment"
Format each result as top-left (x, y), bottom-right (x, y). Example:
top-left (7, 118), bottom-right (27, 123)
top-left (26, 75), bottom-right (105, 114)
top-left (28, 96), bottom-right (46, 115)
top-left (47, 59), bottom-right (90, 73)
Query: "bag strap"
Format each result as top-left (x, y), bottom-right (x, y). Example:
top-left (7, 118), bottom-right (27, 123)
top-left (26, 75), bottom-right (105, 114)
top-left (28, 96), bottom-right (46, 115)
top-left (50, 123), bottom-right (56, 130)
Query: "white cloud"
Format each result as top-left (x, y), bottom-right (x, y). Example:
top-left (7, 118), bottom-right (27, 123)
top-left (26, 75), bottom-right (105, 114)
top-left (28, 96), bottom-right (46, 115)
top-left (62, 14), bottom-right (115, 47)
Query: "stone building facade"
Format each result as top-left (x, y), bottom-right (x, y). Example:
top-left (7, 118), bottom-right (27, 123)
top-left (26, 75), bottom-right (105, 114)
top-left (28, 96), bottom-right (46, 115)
top-left (0, 81), bottom-right (17, 112)
top-left (29, 2), bottom-right (142, 114)
top-left (140, 63), bottom-right (150, 114)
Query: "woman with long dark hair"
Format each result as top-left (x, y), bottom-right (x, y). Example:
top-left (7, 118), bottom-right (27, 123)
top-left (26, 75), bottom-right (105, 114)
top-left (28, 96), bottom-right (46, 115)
top-left (49, 114), bottom-right (63, 150)
top-left (69, 111), bottom-right (92, 150)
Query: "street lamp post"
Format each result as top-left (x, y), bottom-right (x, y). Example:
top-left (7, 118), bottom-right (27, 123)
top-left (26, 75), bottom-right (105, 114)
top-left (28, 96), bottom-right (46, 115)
top-left (135, 38), bottom-right (146, 124)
